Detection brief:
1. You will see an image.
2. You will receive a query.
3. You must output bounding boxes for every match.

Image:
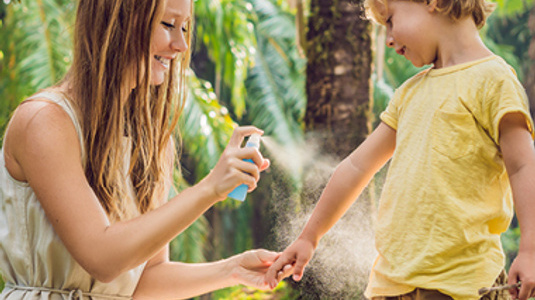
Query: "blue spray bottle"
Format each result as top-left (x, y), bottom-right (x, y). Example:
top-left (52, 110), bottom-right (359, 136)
top-left (227, 133), bottom-right (262, 201)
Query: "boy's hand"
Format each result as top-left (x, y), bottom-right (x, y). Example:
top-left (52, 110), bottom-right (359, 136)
top-left (507, 251), bottom-right (535, 300)
top-left (264, 238), bottom-right (316, 289)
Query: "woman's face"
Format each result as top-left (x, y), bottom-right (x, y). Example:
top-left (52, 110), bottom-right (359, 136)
top-left (150, 0), bottom-right (191, 85)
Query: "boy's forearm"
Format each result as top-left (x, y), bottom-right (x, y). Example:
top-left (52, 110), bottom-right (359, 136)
top-left (299, 157), bottom-right (376, 247)
top-left (299, 123), bottom-right (396, 247)
top-left (499, 113), bottom-right (535, 251)
top-left (510, 162), bottom-right (535, 252)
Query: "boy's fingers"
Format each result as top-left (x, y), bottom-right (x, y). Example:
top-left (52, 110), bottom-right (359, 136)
top-left (518, 286), bottom-right (529, 300)
top-left (276, 264), bottom-right (294, 281)
top-left (520, 280), bottom-right (535, 300)
top-left (266, 255), bottom-right (294, 288)
top-left (292, 256), bottom-right (309, 281)
top-left (508, 279), bottom-right (519, 299)
top-left (509, 285), bottom-right (518, 299)
top-left (265, 263), bottom-right (282, 286)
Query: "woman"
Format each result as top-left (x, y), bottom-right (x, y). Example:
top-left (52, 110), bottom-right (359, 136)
top-left (0, 0), bottom-right (289, 298)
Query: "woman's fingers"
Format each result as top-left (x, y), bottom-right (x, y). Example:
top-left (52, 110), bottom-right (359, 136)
top-left (234, 158), bottom-right (260, 180)
top-left (234, 147), bottom-right (265, 168)
top-left (260, 158), bottom-right (270, 172)
top-left (254, 249), bottom-right (280, 265)
top-left (228, 148), bottom-right (269, 190)
top-left (228, 126), bottom-right (264, 148)
top-left (207, 126), bottom-right (269, 199)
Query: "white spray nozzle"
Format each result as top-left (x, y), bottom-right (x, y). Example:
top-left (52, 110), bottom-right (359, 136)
top-left (246, 133), bottom-right (261, 149)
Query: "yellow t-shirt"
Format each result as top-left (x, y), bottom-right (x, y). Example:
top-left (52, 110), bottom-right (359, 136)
top-left (365, 56), bottom-right (535, 300)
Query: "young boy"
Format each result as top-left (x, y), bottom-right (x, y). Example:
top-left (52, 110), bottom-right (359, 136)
top-left (264, 0), bottom-right (535, 299)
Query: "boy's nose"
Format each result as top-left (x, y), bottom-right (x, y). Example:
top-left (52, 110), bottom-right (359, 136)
top-left (386, 35), bottom-right (394, 48)
top-left (385, 27), bottom-right (395, 48)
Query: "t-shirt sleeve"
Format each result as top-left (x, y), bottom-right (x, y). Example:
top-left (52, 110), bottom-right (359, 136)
top-left (380, 89), bottom-right (401, 130)
top-left (481, 73), bottom-right (535, 145)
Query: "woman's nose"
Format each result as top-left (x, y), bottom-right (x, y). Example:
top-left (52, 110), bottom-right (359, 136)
top-left (172, 32), bottom-right (188, 53)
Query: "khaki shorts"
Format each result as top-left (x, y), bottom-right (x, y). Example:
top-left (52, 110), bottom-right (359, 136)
top-left (372, 270), bottom-right (511, 300)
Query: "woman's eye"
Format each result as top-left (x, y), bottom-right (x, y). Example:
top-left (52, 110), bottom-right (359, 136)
top-left (161, 21), bottom-right (175, 30)
top-left (182, 26), bottom-right (188, 33)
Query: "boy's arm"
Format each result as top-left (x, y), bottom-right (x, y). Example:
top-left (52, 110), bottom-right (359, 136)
top-left (265, 122), bottom-right (396, 288)
top-left (499, 112), bottom-right (535, 300)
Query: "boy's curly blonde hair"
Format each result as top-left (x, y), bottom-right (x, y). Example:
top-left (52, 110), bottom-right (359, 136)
top-left (364, 0), bottom-right (496, 29)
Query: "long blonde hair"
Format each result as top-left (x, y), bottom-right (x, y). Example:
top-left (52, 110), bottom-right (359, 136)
top-left (67, 0), bottom-right (192, 221)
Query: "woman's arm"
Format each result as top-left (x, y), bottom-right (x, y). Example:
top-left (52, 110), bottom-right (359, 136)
top-left (5, 100), bottom-right (268, 283)
top-left (132, 247), bottom-right (285, 299)
top-left (132, 151), bottom-right (284, 299)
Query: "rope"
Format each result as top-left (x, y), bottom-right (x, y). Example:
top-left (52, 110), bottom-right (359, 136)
top-left (5, 283), bottom-right (132, 299)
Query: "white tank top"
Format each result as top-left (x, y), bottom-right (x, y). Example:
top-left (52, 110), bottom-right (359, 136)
top-left (0, 90), bottom-right (146, 299)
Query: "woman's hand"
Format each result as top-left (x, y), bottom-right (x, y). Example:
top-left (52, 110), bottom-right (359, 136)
top-left (228, 249), bottom-right (293, 290)
top-left (200, 126), bottom-right (270, 201)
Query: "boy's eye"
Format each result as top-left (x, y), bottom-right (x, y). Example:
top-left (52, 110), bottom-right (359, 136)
top-left (161, 21), bottom-right (175, 30)
top-left (386, 16), bottom-right (392, 24)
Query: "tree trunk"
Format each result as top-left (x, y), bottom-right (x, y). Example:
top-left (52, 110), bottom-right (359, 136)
top-left (294, 0), bottom-right (374, 298)
top-left (305, 0), bottom-right (373, 158)
top-left (526, 4), bottom-right (535, 120)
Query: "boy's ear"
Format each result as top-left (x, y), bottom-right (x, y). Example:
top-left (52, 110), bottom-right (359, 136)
top-left (427, 0), bottom-right (438, 12)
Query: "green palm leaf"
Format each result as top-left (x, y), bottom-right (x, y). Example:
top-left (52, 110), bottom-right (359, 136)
top-left (0, 0), bottom-right (73, 139)
top-left (493, 0), bottom-right (533, 15)
top-left (178, 73), bottom-right (246, 209)
top-left (243, 0), bottom-right (306, 182)
top-left (179, 73), bottom-right (235, 178)
top-left (15, 0), bottom-right (72, 89)
top-left (195, 0), bottom-right (257, 119)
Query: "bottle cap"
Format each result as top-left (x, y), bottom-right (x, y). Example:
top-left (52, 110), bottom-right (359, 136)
top-left (246, 133), bottom-right (261, 149)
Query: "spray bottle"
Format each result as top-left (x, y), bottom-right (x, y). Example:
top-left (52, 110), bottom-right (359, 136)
top-left (227, 133), bottom-right (262, 201)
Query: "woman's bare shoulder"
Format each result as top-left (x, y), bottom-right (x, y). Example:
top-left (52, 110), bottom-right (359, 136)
top-left (4, 97), bottom-right (81, 182)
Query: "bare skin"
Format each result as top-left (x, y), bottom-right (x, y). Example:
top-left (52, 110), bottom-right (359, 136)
top-left (500, 113), bottom-right (535, 300)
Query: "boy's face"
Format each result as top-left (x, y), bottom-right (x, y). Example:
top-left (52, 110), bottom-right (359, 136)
top-left (385, 0), bottom-right (438, 67)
